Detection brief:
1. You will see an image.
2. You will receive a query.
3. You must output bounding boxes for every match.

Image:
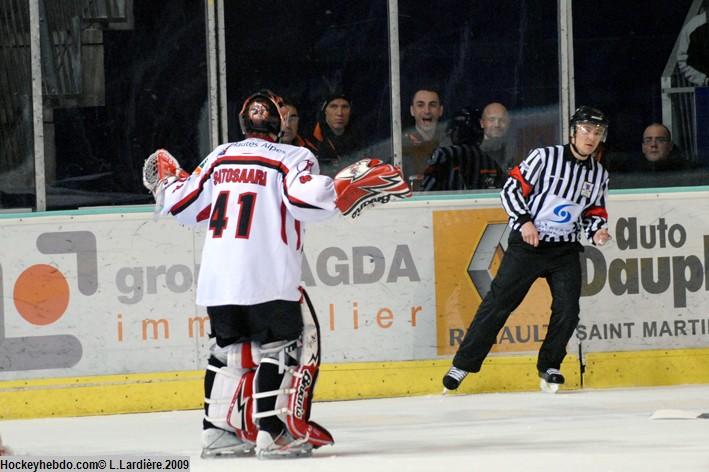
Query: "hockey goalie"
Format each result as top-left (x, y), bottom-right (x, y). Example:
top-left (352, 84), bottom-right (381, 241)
top-left (142, 90), bottom-right (410, 459)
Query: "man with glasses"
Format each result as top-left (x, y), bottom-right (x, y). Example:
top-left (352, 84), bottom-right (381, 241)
top-left (443, 106), bottom-right (612, 394)
top-left (641, 123), bottom-right (693, 171)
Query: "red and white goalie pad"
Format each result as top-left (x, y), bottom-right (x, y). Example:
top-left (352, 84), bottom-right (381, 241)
top-left (142, 149), bottom-right (189, 197)
top-left (259, 290), bottom-right (333, 448)
top-left (282, 365), bottom-right (333, 447)
top-left (334, 158), bottom-right (412, 219)
top-left (206, 342), bottom-right (259, 444)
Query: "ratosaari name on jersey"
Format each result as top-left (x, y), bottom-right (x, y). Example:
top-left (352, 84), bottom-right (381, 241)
top-left (160, 138), bottom-right (338, 306)
top-left (501, 144), bottom-right (608, 243)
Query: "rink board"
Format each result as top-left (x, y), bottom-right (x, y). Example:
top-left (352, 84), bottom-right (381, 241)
top-left (3, 348), bottom-right (709, 419)
top-left (2, 189), bottom-right (709, 418)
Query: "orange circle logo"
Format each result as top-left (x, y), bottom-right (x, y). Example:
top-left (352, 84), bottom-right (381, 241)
top-left (14, 264), bottom-right (70, 325)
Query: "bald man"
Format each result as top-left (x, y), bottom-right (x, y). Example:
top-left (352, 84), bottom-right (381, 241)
top-left (479, 102), bottom-right (513, 172)
top-left (480, 102), bottom-right (510, 140)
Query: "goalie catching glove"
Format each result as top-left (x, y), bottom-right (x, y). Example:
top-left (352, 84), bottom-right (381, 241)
top-left (142, 149), bottom-right (189, 197)
top-left (334, 158), bottom-right (412, 218)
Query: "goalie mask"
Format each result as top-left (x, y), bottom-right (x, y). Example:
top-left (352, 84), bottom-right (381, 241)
top-left (239, 90), bottom-right (285, 138)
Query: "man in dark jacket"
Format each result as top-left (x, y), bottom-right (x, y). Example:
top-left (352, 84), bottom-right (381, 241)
top-left (305, 92), bottom-right (362, 177)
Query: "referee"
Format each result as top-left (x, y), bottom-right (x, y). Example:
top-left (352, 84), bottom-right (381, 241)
top-left (443, 106), bottom-right (612, 391)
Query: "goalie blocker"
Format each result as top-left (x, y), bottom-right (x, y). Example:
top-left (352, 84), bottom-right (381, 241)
top-left (334, 158), bottom-right (412, 218)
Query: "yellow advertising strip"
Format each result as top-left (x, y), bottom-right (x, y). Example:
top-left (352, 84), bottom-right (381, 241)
top-left (1, 349), bottom-right (708, 420)
top-left (0, 371), bottom-right (203, 420)
top-left (582, 348), bottom-right (709, 388)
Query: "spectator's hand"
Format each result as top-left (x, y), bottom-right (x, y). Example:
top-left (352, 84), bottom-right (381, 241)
top-left (593, 228), bottom-right (612, 246)
top-left (521, 221), bottom-right (539, 247)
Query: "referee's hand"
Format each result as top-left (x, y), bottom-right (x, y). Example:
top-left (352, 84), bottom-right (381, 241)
top-left (593, 228), bottom-right (612, 246)
top-left (521, 221), bottom-right (539, 247)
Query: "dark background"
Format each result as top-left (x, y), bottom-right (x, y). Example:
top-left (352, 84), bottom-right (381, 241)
top-left (50, 0), bottom-right (696, 208)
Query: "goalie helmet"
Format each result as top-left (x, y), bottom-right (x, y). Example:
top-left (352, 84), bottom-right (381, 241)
top-left (239, 89), bottom-right (285, 138)
top-left (570, 105), bottom-right (609, 141)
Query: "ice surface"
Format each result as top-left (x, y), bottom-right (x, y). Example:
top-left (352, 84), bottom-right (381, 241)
top-left (2, 385), bottom-right (708, 472)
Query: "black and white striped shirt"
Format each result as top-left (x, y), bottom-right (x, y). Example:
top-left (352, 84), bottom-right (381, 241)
top-left (501, 144), bottom-right (609, 243)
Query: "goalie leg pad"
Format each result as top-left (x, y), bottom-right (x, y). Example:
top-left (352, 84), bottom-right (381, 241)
top-left (252, 294), bottom-right (334, 448)
top-left (204, 341), bottom-right (259, 443)
top-left (283, 295), bottom-right (334, 447)
top-left (253, 339), bottom-right (299, 436)
top-left (283, 364), bottom-right (333, 447)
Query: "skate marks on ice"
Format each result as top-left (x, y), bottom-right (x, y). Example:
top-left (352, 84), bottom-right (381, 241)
top-left (2, 386), bottom-right (709, 471)
top-left (650, 409), bottom-right (709, 420)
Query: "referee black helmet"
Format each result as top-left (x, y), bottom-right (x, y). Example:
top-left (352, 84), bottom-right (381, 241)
top-left (570, 106), bottom-right (609, 141)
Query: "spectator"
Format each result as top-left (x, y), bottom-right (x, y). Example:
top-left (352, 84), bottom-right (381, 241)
top-left (279, 99), bottom-right (306, 146)
top-left (640, 123), bottom-right (694, 171)
top-left (402, 88), bottom-right (447, 189)
top-left (479, 102), bottom-right (514, 172)
top-left (422, 107), bottom-right (504, 191)
top-left (305, 92), bottom-right (362, 177)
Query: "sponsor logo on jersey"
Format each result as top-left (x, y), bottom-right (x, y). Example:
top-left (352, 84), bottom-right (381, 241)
top-left (551, 203), bottom-right (575, 223)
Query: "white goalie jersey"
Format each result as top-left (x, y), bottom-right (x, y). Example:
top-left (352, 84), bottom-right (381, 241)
top-left (160, 138), bottom-right (338, 306)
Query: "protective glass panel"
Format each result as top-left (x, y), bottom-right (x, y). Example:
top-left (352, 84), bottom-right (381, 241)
top-left (44, 0), bottom-right (207, 209)
top-left (0, 0), bottom-right (36, 211)
top-left (223, 1), bottom-right (392, 178)
top-left (398, 1), bottom-right (560, 192)
top-left (575, 0), bottom-right (709, 188)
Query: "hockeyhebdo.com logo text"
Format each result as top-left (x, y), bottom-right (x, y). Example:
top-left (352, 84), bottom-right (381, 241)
top-left (581, 216), bottom-right (709, 308)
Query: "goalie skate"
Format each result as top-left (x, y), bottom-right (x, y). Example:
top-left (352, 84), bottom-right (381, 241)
top-left (200, 428), bottom-right (254, 458)
top-left (255, 430), bottom-right (313, 460)
top-left (538, 368), bottom-right (564, 394)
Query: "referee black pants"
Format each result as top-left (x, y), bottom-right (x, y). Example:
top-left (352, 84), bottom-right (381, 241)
top-left (452, 231), bottom-right (582, 373)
